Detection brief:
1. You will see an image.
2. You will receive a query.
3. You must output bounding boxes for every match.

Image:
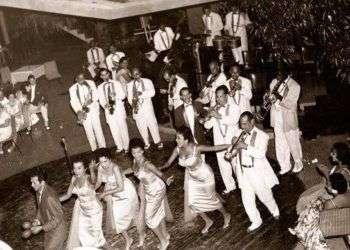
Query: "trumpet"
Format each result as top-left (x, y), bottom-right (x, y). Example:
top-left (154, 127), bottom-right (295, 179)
top-left (199, 73), bottom-right (218, 99)
top-left (224, 131), bottom-right (248, 161)
top-left (228, 77), bottom-right (241, 96)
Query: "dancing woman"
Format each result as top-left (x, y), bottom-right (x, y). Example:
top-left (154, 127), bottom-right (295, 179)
top-left (59, 160), bottom-right (109, 250)
top-left (129, 138), bottom-right (173, 250)
top-left (161, 126), bottom-right (232, 234)
top-left (90, 148), bottom-right (140, 250)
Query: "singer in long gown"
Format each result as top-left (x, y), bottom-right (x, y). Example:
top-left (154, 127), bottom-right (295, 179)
top-left (60, 161), bottom-right (107, 250)
top-left (91, 148), bottom-right (140, 250)
top-left (130, 138), bottom-right (173, 250)
top-left (162, 126), bottom-right (232, 234)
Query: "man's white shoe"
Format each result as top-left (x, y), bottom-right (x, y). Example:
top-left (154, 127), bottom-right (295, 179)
top-left (292, 165), bottom-right (303, 173)
top-left (247, 221), bottom-right (262, 233)
top-left (278, 169), bottom-right (291, 175)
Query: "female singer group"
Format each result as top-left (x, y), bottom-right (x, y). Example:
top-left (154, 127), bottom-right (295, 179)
top-left (58, 125), bottom-right (259, 250)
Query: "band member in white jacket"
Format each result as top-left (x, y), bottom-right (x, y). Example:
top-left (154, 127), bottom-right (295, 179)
top-left (202, 7), bottom-right (223, 47)
top-left (87, 40), bottom-right (106, 78)
top-left (153, 24), bottom-right (175, 53)
top-left (269, 68), bottom-right (303, 175)
top-left (105, 45), bottom-right (125, 81)
top-left (98, 69), bottom-right (129, 153)
top-left (127, 68), bottom-right (163, 150)
top-left (204, 85), bottom-right (240, 195)
top-left (162, 69), bottom-right (188, 111)
top-left (197, 61), bottom-right (227, 106)
top-left (69, 73), bottom-right (106, 151)
top-left (224, 5), bottom-right (251, 64)
top-left (225, 64), bottom-right (252, 113)
top-left (225, 112), bottom-right (280, 232)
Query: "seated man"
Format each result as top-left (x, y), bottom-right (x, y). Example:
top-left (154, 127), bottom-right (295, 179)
top-left (25, 75), bottom-right (50, 130)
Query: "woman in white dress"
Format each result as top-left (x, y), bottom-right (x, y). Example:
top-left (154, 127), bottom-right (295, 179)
top-left (162, 126), bottom-right (232, 234)
top-left (60, 161), bottom-right (109, 250)
top-left (6, 93), bottom-right (24, 131)
top-left (91, 148), bottom-right (140, 250)
top-left (129, 138), bottom-right (173, 250)
top-left (0, 105), bottom-right (13, 154)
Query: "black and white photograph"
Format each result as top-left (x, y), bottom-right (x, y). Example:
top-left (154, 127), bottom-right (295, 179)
top-left (0, 0), bottom-right (349, 249)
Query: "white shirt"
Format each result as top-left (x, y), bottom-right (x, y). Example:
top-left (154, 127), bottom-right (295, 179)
top-left (184, 104), bottom-right (195, 137)
top-left (153, 27), bottom-right (175, 52)
top-left (0, 97), bottom-right (9, 107)
top-left (30, 84), bottom-right (36, 103)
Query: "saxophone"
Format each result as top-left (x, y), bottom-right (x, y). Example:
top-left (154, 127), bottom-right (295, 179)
top-left (199, 73), bottom-right (218, 99)
top-left (228, 77), bottom-right (241, 97)
top-left (77, 87), bottom-right (92, 125)
top-left (132, 80), bottom-right (143, 114)
top-left (255, 78), bottom-right (286, 122)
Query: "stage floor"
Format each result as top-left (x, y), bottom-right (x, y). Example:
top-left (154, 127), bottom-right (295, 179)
top-left (0, 142), bottom-right (304, 250)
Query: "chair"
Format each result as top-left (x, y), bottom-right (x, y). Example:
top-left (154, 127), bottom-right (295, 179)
top-left (1, 116), bottom-right (22, 155)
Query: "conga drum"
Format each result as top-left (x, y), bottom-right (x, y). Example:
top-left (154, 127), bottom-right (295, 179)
top-left (213, 36), bottom-right (227, 51)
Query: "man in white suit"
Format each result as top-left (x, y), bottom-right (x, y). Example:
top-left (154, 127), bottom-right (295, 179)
top-left (98, 68), bottom-right (129, 154)
top-left (153, 24), bottom-right (175, 53)
top-left (162, 69), bottom-right (188, 111)
top-left (226, 111), bottom-right (280, 232)
top-left (127, 68), bottom-right (163, 150)
top-left (269, 68), bottom-right (303, 175)
top-left (224, 5), bottom-right (251, 64)
top-left (204, 85), bottom-right (240, 195)
top-left (197, 61), bottom-right (227, 106)
top-left (105, 45), bottom-right (125, 81)
top-left (69, 73), bottom-right (106, 151)
top-left (202, 7), bottom-right (223, 47)
top-left (86, 40), bottom-right (106, 78)
top-left (225, 64), bottom-right (252, 114)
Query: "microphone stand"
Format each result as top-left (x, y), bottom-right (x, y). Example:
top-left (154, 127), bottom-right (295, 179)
top-left (60, 137), bottom-right (72, 175)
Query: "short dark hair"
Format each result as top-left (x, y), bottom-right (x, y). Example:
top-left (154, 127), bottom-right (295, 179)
top-left (332, 142), bottom-right (350, 165)
top-left (97, 148), bottom-right (112, 160)
top-left (177, 126), bottom-right (194, 143)
top-left (129, 138), bottom-right (145, 150)
top-left (30, 168), bottom-right (47, 182)
top-left (230, 63), bottom-right (241, 71)
top-left (215, 85), bottom-right (229, 95)
top-left (329, 172), bottom-right (348, 194)
top-left (179, 87), bottom-right (190, 96)
top-left (163, 67), bottom-right (177, 77)
top-left (240, 111), bottom-right (255, 122)
top-left (27, 74), bottom-right (35, 81)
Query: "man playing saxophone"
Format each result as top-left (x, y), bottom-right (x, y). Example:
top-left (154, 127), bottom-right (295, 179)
top-left (127, 67), bottom-right (163, 150)
top-left (69, 73), bottom-right (106, 151)
top-left (269, 66), bottom-right (303, 175)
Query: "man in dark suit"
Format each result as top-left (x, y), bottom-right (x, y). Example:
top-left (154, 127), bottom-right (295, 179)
top-left (25, 74), bottom-right (50, 130)
top-left (174, 87), bottom-right (207, 144)
top-left (30, 171), bottom-right (67, 250)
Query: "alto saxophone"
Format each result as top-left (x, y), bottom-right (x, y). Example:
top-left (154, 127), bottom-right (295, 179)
top-left (224, 131), bottom-right (248, 161)
top-left (255, 79), bottom-right (285, 122)
top-left (199, 74), bottom-right (218, 99)
top-left (77, 88), bottom-right (92, 125)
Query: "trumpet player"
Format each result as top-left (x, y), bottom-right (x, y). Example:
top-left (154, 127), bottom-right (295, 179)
top-left (98, 68), bottom-right (129, 154)
top-left (225, 112), bottom-right (280, 232)
top-left (225, 64), bottom-right (252, 113)
top-left (105, 44), bottom-right (125, 81)
top-left (269, 67), bottom-right (303, 175)
top-left (127, 67), bottom-right (163, 150)
top-left (69, 73), bottom-right (106, 151)
top-left (197, 61), bottom-right (226, 106)
top-left (204, 85), bottom-right (240, 195)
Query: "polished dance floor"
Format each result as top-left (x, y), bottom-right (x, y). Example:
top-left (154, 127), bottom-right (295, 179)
top-left (0, 142), bottom-right (304, 250)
